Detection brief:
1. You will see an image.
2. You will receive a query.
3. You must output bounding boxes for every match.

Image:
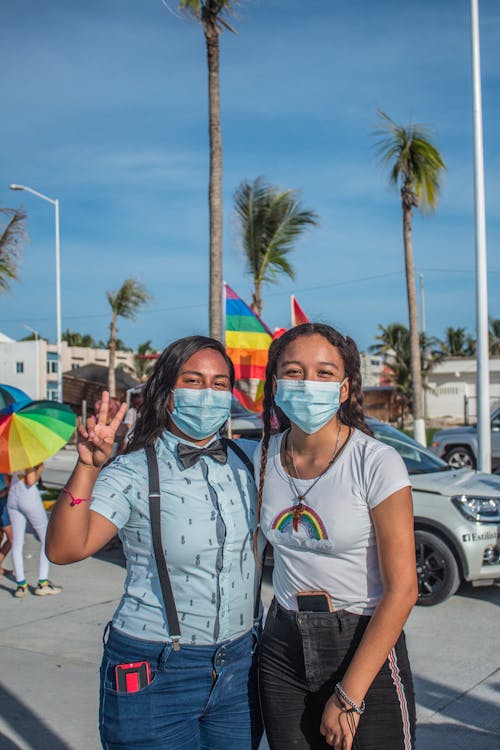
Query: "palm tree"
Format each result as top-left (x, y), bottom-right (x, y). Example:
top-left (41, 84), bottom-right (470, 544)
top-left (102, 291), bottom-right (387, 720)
top-left (374, 110), bottom-right (445, 444)
top-left (179, 0), bottom-right (237, 342)
top-left (234, 177), bottom-right (318, 315)
top-left (0, 208), bottom-right (27, 292)
top-left (62, 329), bottom-right (98, 348)
top-left (134, 340), bottom-right (158, 381)
top-left (106, 279), bottom-right (151, 396)
top-left (439, 326), bottom-right (475, 357)
top-left (371, 322), bottom-right (443, 428)
top-left (489, 318), bottom-right (500, 356)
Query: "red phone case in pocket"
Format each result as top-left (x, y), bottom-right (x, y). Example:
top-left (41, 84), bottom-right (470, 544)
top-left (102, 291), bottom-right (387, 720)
top-left (114, 661), bottom-right (152, 693)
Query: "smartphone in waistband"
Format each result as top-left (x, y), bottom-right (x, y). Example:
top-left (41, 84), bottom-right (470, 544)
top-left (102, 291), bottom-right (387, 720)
top-left (295, 590), bottom-right (333, 613)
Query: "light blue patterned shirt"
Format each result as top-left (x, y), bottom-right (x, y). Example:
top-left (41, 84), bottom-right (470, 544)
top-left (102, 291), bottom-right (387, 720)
top-left (90, 430), bottom-right (258, 644)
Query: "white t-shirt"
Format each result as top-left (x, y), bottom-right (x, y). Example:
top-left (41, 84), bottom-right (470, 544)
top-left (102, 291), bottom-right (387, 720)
top-left (255, 429), bottom-right (411, 615)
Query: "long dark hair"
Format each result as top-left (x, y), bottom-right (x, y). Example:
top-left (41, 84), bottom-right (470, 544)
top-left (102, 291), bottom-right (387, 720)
top-left (256, 323), bottom-right (371, 530)
top-left (126, 335), bottom-right (235, 453)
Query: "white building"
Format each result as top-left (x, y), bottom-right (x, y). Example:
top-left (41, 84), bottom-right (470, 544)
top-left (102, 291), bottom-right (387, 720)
top-left (426, 356), bottom-right (500, 423)
top-left (0, 333), bottom-right (135, 400)
top-left (359, 350), bottom-right (500, 425)
top-left (360, 352), bottom-right (384, 387)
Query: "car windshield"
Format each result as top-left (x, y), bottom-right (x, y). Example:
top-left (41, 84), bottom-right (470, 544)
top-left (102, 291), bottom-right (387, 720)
top-left (367, 419), bottom-right (451, 475)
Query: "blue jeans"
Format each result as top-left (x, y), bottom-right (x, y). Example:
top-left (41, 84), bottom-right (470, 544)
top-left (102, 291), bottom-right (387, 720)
top-left (99, 624), bottom-right (263, 749)
top-left (259, 599), bottom-right (415, 750)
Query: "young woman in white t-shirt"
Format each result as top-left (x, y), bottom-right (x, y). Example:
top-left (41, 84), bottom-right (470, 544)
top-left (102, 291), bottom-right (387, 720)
top-left (255, 323), bottom-right (417, 750)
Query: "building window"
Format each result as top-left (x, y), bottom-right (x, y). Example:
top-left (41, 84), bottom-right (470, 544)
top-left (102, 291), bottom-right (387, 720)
top-left (16, 362), bottom-right (24, 374)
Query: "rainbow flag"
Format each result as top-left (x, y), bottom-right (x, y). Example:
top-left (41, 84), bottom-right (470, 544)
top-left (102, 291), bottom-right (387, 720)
top-left (224, 283), bottom-right (272, 412)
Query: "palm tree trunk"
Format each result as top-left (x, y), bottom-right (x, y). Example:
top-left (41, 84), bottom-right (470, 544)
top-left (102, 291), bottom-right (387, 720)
top-left (251, 281), bottom-right (263, 317)
top-left (108, 314), bottom-right (117, 397)
top-left (204, 20), bottom-right (223, 342)
top-left (402, 194), bottom-right (426, 445)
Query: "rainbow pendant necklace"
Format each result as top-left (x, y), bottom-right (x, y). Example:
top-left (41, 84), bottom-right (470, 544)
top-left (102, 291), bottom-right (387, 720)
top-left (286, 427), bottom-right (341, 532)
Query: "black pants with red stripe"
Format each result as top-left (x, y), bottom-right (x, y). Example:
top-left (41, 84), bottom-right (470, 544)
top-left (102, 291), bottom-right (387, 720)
top-left (259, 599), bottom-right (415, 750)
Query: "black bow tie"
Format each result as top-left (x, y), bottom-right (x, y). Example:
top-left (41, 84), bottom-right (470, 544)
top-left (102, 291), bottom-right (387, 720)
top-left (177, 439), bottom-right (228, 469)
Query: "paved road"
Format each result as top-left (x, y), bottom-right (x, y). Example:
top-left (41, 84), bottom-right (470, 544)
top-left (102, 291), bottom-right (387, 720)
top-left (1, 447), bottom-right (498, 748)
top-left (42, 445), bottom-right (79, 491)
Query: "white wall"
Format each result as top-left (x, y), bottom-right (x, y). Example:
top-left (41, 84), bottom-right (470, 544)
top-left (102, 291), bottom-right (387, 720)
top-left (360, 352), bottom-right (383, 387)
top-left (426, 357), bottom-right (500, 422)
top-left (0, 340), bottom-right (46, 399)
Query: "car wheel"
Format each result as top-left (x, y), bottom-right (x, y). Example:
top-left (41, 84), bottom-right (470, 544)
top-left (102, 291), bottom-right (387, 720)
top-left (444, 445), bottom-right (476, 470)
top-left (414, 530), bottom-right (460, 606)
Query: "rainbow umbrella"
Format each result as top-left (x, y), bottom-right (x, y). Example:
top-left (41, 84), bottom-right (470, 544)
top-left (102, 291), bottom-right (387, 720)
top-left (0, 400), bottom-right (76, 473)
top-left (0, 384), bottom-right (31, 414)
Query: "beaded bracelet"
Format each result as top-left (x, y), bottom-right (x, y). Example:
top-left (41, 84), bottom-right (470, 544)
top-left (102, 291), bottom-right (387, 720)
top-left (334, 683), bottom-right (366, 715)
top-left (63, 487), bottom-right (92, 507)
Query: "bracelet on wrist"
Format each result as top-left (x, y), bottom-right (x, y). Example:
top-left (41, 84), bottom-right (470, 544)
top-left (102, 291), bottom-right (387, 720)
top-left (334, 683), bottom-right (365, 715)
top-left (62, 487), bottom-right (92, 507)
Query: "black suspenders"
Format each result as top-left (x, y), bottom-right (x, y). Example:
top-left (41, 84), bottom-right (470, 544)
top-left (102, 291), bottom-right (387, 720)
top-left (145, 444), bottom-right (182, 650)
top-left (145, 440), bottom-right (261, 649)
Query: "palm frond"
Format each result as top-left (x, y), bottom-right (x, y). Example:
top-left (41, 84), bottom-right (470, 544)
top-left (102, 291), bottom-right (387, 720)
top-left (0, 208), bottom-right (27, 292)
top-left (179, 0), bottom-right (237, 31)
top-left (374, 109), bottom-right (445, 211)
top-left (234, 177), bottom-right (318, 295)
top-left (107, 278), bottom-right (152, 320)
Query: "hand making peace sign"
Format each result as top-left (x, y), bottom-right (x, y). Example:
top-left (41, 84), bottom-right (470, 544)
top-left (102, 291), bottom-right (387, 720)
top-left (77, 391), bottom-right (128, 468)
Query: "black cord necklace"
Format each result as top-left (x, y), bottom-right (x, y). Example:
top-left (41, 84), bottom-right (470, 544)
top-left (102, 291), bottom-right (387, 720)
top-left (285, 426), bottom-right (343, 532)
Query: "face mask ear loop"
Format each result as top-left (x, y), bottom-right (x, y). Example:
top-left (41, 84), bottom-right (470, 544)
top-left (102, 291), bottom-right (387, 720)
top-left (339, 376), bottom-right (349, 411)
top-left (167, 389), bottom-right (176, 420)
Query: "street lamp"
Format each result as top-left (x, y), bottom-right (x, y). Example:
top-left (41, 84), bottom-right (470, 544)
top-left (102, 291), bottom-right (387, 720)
top-left (9, 183), bottom-right (62, 403)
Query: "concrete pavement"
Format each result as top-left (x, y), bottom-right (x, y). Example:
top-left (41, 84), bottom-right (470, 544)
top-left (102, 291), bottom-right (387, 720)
top-left (0, 448), bottom-right (499, 748)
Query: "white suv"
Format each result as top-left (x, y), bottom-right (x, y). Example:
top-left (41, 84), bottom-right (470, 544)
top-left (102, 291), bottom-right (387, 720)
top-left (369, 419), bottom-right (500, 606)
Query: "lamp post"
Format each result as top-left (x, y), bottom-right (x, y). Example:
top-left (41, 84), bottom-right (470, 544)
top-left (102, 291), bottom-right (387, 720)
top-left (9, 184), bottom-right (62, 403)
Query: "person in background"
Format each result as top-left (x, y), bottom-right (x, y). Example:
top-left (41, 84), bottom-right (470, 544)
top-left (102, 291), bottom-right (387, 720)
top-left (119, 390), bottom-right (143, 452)
top-left (46, 336), bottom-right (263, 750)
top-left (7, 464), bottom-right (62, 597)
top-left (0, 473), bottom-right (13, 575)
top-left (255, 323), bottom-right (417, 750)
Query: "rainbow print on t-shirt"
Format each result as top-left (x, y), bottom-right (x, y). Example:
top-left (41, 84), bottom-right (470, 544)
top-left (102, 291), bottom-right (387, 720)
top-left (272, 504), bottom-right (328, 541)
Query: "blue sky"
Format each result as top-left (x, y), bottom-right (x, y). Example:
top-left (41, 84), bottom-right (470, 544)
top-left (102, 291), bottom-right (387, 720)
top-left (1, 0), bottom-right (499, 354)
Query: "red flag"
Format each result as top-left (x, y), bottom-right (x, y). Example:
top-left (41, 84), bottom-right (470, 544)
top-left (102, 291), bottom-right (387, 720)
top-left (291, 295), bottom-right (309, 327)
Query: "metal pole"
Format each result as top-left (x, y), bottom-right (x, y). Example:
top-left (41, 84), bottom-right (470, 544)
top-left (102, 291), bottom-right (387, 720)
top-left (470, 0), bottom-right (491, 471)
top-left (54, 199), bottom-right (63, 402)
top-left (9, 184), bottom-right (63, 403)
top-left (419, 273), bottom-right (428, 420)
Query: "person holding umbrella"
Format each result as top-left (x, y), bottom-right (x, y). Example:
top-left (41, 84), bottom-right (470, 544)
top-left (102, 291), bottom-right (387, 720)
top-left (0, 389), bottom-right (76, 597)
top-left (7, 463), bottom-right (62, 597)
top-left (0, 472), bottom-right (13, 575)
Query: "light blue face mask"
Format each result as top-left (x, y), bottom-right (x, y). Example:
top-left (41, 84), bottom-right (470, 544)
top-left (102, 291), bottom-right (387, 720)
top-left (169, 388), bottom-right (232, 440)
top-left (274, 379), bottom-right (346, 434)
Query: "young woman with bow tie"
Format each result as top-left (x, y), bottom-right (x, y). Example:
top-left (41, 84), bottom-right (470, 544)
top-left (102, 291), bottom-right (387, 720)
top-left (46, 336), bottom-right (262, 750)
